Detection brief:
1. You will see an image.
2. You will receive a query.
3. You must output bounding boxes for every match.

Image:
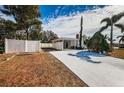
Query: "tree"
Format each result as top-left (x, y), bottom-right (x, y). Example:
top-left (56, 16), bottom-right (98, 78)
top-left (0, 5), bottom-right (42, 40)
top-left (87, 31), bottom-right (109, 53)
top-left (29, 30), bottom-right (42, 40)
top-left (0, 18), bottom-right (16, 40)
top-left (41, 31), bottom-right (58, 43)
top-left (83, 36), bottom-right (91, 46)
top-left (16, 34), bottom-right (26, 40)
top-left (100, 12), bottom-right (124, 51)
top-left (0, 18), bottom-right (17, 53)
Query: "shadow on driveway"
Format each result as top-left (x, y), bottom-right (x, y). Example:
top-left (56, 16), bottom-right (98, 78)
top-left (68, 51), bottom-right (106, 64)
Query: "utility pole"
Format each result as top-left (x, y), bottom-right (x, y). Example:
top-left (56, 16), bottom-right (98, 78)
top-left (110, 19), bottom-right (113, 52)
top-left (79, 16), bottom-right (83, 49)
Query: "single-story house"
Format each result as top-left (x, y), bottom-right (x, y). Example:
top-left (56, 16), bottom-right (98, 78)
top-left (52, 37), bottom-right (79, 50)
top-left (113, 42), bottom-right (124, 49)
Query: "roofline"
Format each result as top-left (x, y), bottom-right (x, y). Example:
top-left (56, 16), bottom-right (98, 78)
top-left (52, 37), bottom-right (78, 42)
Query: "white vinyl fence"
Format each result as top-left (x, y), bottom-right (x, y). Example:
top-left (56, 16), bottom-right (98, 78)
top-left (5, 39), bottom-right (41, 53)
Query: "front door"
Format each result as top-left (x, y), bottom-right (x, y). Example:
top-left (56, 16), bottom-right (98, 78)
top-left (65, 42), bottom-right (68, 48)
top-left (64, 41), bottom-right (70, 49)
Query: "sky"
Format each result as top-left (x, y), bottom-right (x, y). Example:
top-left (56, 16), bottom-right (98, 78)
top-left (40, 5), bottom-right (124, 43)
top-left (40, 5), bottom-right (107, 36)
top-left (40, 5), bottom-right (106, 23)
top-left (0, 5), bottom-right (124, 43)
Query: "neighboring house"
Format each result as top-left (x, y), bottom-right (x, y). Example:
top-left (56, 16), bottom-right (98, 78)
top-left (119, 40), bottom-right (124, 48)
top-left (119, 44), bottom-right (124, 48)
top-left (113, 42), bottom-right (124, 49)
top-left (52, 37), bottom-right (79, 50)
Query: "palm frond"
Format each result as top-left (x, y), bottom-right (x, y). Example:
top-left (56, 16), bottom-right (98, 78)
top-left (117, 35), bottom-right (123, 38)
top-left (100, 18), bottom-right (111, 32)
top-left (119, 36), bottom-right (124, 43)
top-left (101, 17), bottom-right (111, 26)
top-left (112, 15), bottom-right (118, 23)
top-left (115, 23), bottom-right (124, 33)
top-left (119, 38), bottom-right (122, 43)
top-left (104, 34), bottom-right (109, 39)
top-left (122, 36), bottom-right (124, 42)
top-left (117, 12), bottom-right (124, 21)
top-left (112, 12), bottom-right (124, 23)
top-left (99, 25), bottom-right (109, 32)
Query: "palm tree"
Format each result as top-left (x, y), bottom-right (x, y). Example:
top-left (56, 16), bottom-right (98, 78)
top-left (100, 12), bottom-right (124, 51)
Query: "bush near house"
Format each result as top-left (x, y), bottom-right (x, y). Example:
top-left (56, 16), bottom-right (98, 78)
top-left (87, 31), bottom-right (110, 53)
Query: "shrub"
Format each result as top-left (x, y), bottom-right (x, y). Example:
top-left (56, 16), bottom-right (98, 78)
top-left (87, 31), bottom-right (110, 52)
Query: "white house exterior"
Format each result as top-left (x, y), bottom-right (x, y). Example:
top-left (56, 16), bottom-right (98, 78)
top-left (52, 37), bottom-right (79, 50)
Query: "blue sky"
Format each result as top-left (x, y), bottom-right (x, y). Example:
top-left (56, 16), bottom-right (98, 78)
top-left (0, 5), bottom-right (124, 42)
top-left (40, 5), bottom-right (106, 23)
top-left (41, 5), bottom-right (124, 43)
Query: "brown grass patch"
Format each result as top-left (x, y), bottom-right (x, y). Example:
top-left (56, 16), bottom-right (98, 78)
top-left (0, 53), bottom-right (14, 62)
top-left (0, 52), bottom-right (87, 87)
top-left (111, 49), bottom-right (124, 59)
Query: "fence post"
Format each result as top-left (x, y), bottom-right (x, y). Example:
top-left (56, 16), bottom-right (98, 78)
top-left (25, 40), bottom-right (27, 52)
top-left (38, 41), bottom-right (39, 52)
top-left (5, 38), bottom-right (8, 53)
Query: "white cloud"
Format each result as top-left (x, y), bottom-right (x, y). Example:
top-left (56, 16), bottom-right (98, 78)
top-left (43, 5), bottom-right (124, 43)
top-left (0, 11), bottom-right (15, 22)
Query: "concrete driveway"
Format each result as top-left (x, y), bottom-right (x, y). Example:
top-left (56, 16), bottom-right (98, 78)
top-left (50, 50), bottom-right (124, 87)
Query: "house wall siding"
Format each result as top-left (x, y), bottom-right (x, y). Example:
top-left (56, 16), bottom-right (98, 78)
top-left (53, 41), bottom-right (63, 50)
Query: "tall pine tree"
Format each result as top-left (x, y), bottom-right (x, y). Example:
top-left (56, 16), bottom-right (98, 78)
top-left (0, 5), bottom-right (42, 40)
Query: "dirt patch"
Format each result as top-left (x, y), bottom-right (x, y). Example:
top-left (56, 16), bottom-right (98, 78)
top-left (0, 53), bottom-right (14, 62)
top-left (0, 52), bottom-right (87, 87)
